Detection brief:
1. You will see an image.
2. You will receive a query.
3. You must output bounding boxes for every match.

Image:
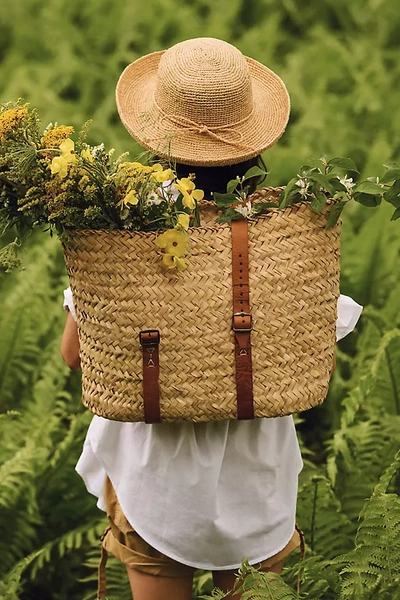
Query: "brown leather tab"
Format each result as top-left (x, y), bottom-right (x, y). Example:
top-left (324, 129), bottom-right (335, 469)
top-left (295, 524), bottom-right (306, 595)
top-left (139, 330), bottom-right (161, 424)
top-left (231, 218), bottom-right (254, 420)
top-left (97, 538), bottom-right (109, 599)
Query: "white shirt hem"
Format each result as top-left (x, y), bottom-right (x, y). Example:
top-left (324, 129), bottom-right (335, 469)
top-left (106, 470), bottom-right (299, 572)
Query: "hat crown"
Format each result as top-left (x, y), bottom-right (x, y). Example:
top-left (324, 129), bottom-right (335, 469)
top-left (154, 38), bottom-right (253, 128)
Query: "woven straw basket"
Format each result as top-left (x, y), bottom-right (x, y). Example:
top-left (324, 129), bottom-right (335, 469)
top-left (63, 188), bottom-right (341, 422)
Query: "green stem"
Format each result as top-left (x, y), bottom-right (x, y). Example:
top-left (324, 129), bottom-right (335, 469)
top-left (146, 216), bottom-right (170, 225)
top-left (310, 479), bottom-right (319, 551)
top-left (36, 148), bottom-right (60, 154)
top-left (375, 323), bottom-right (400, 415)
top-left (193, 202), bottom-right (201, 227)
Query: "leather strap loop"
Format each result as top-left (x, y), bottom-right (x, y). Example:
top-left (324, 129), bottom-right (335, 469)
top-left (139, 330), bottom-right (161, 423)
top-left (231, 219), bottom-right (254, 420)
top-left (97, 530), bottom-right (110, 600)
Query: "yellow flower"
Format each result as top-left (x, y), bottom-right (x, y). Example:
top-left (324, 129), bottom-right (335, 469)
top-left (0, 107), bottom-right (28, 142)
top-left (155, 229), bottom-right (188, 256)
top-left (174, 178), bottom-right (204, 210)
top-left (151, 164), bottom-right (176, 183)
top-left (50, 156), bottom-right (69, 178)
top-left (50, 137), bottom-right (78, 178)
top-left (127, 161), bottom-right (145, 172)
top-left (162, 254), bottom-right (187, 271)
top-left (117, 189), bottom-right (139, 207)
top-left (81, 148), bottom-right (94, 162)
top-left (41, 125), bottom-right (74, 149)
top-left (177, 213), bottom-right (190, 230)
top-left (59, 138), bottom-right (77, 158)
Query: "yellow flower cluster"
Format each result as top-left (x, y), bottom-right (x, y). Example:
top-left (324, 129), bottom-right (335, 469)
top-left (117, 161), bottom-right (174, 181)
top-left (47, 148), bottom-right (203, 273)
top-left (116, 162), bottom-right (175, 207)
top-left (155, 227), bottom-right (188, 271)
top-left (41, 125), bottom-right (74, 149)
top-left (153, 177), bottom-right (204, 271)
top-left (0, 107), bottom-right (28, 142)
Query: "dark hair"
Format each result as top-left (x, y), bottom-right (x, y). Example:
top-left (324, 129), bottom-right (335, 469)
top-left (174, 155), bottom-right (267, 199)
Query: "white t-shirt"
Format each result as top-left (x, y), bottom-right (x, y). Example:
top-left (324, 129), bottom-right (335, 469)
top-left (64, 288), bottom-right (362, 570)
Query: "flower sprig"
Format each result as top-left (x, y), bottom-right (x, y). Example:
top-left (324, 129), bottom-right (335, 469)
top-left (212, 156), bottom-right (400, 228)
top-left (212, 165), bottom-right (273, 222)
top-left (280, 156), bottom-right (400, 227)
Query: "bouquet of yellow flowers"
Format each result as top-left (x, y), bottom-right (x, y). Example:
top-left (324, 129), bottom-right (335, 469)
top-left (0, 100), bottom-right (206, 272)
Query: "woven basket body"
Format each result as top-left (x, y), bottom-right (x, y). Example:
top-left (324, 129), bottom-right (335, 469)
top-left (63, 193), bottom-right (341, 422)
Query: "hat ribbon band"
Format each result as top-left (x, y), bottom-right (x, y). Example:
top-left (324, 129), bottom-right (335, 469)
top-left (153, 99), bottom-right (255, 150)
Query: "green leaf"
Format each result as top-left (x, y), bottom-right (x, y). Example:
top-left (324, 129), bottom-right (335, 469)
top-left (354, 192), bottom-right (381, 207)
top-left (383, 161), bottom-right (400, 170)
top-left (226, 179), bottom-right (239, 194)
top-left (215, 208), bottom-right (243, 223)
top-left (329, 177), bottom-right (347, 192)
top-left (326, 201), bottom-right (347, 228)
top-left (280, 177), bottom-right (300, 208)
top-left (380, 169), bottom-right (400, 184)
top-left (390, 207), bottom-right (400, 221)
top-left (311, 191), bottom-right (328, 213)
top-left (242, 165), bottom-right (267, 181)
top-left (384, 180), bottom-right (400, 205)
top-left (253, 202), bottom-right (278, 214)
top-left (308, 173), bottom-right (335, 195)
top-left (298, 164), bottom-right (313, 175)
top-left (355, 181), bottom-right (383, 195)
top-left (328, 157), bottom-right (359, 172)
top-left (212, 192), bottom-right (238, 207)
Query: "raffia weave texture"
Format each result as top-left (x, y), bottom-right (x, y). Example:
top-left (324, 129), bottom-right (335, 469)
top-left (63, 189), bottom-right (340, 422)
top-left (116, 38), bottom-right (290, 166)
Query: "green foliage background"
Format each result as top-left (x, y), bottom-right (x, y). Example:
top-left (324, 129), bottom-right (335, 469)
top-left (1, 0), bottom-right (400, 599)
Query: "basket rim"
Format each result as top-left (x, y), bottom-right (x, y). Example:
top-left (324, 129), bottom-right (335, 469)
top-left (61, 189), bottom-right (337, 242)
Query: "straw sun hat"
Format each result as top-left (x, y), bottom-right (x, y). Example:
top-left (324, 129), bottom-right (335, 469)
top-left (116, 37), bottom-right (290, 166)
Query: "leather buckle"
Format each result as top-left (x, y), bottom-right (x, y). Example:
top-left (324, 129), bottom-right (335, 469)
top-left (139, 330), bottom-right (160, 346)
top-left (232, 312), bottom-right (253, 333)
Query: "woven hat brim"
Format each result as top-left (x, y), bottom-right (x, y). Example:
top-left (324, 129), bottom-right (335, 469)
top-left (116, 51), bottom-right (290, 167)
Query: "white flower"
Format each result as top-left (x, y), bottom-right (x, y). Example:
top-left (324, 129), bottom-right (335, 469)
top-left (234, 200), bottom-right (254, 218)
top-left (339, 175), bottom-right (355, 192)
top-left (146, 180), bottom-right (179, 206)
top-left (146, 190), bottom-right (164, 206)
top-left (295, 178), bottom-right (310, 199)
top-left (92, 143), bottom-right (105, 157)
top-left (162, 180), bottom-right (179, 202)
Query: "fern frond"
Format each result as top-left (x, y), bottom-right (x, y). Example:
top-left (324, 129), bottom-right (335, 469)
top-left (233, 562), bottom-right (300, 600)
top-left (375, 449), bottom-right (400, 493)
top-left (81, 549), bottom-right (131, 600)
top-left (0, 235), bottom-right (64, 412)
top-left (2, 548), bottom-right (44, 600)
top-left (339, 452), bottom-right (400, 597)
top-left (340, 202), bottom-right (399, 307)
top-left (328, 416), bottom-right (400, 525)
top-left (283, 554), bottom-right (341, 599)
top-left (0, 441), bottom-right (46, 509)
top-left (296, 475), bottom-right (353, 559)
top-left (29, 519), bottom-right (105, 579)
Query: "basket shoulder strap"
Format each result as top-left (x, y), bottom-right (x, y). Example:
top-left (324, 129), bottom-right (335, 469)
top-left (231, 218), bottom-right (254, 420)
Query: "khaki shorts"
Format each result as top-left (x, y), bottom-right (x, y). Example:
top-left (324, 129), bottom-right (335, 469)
top-left (102, 477), bottom-right (302, 578)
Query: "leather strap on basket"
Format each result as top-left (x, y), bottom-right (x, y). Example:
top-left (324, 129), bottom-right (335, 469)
top-left (139, 330), bottom-right (161, 424)
top-left (231, 218), bottom-right (254, 420)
